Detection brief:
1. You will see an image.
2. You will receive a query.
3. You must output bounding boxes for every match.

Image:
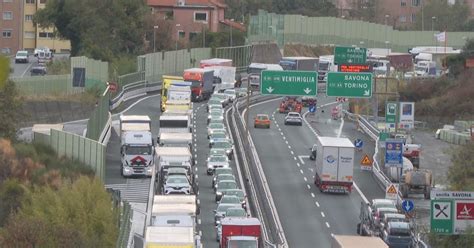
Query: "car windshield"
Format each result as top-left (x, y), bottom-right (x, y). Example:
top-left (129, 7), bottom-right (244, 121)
top-left (218, 174), bottom-right (234, 181)
top-left (224, 90), bottom-right (235, 95)
top-left (211, 133), bottom-right (227, 139)
top-left (224, 190), bottom-right (244, 199)
top-left (217, 204), bottom-right (239, 213)
top-left (211, 112), bottom-right (222, 117)
top-left (210, 156), bottom-right (227, 162)
top-left (125, 146), bottom-right (152, 155)
top-left (215, 168), bottom-right (233, 175)
top-left (17, 52), bottom-right (28, 56)
top-left (213, 141), bottom-right (231, 149)
top-left (225, 208), bottom-right (246, 217)
top-left (388, 228), bottom-right (411, 236)
top-left (209, 123), bottom-right (225, 129)
top-left (217, 181), bottom-right (237, 190)
top-left (208, 100), bottom-right (221, 105)
top-left (166, 177), bottom-right (188, 184)
top-left (257, 115), bottom-right (269, 120)
top-left (220, 196), bottom-right (241, 204)
top-left (211, 149), bottom-right (226, 156)
top-left (288, 113), bottom-right (300, 117)
top-left (167, 168), bottom-right (187, 174)
top-left (213, 94), bottom-right (226, 99)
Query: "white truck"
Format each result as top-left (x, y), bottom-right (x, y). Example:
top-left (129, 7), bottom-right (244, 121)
top-left (119, 115), bottom-right (154, 177)
top-left (207, 65), bottom-right (236, 93)
top-left (158, 114), bottom-right (192, 142)
top-left (158, 133), bottom-right (192, 147)
top-left (155, 146), bottom-right (193, 174)
top-left (313, 137), bottom-right (354, 194)
top-left (247, 63), bottom-right (283, 89)
top-left (318, 55), bottom-right (336, 82)
top-left (145, 226), bottom-right (201, 248)
top-left (331, 235), bottom-right (388, 248)
top-left (164, 83), bottom-right (192, 113)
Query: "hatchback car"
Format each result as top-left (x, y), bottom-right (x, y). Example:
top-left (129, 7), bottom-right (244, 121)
top-left (15, 50), bottom-right (29, 63)
top-left (213, 174), bottom-right (236, 189)
top-left (215, 180), bottom-right (238, 201)
top-left (214, 203), bottom-right (242, 225)
top-left (30, 66), bottom-right (47, 76)
top-left (209, 131), bottom-right (229, 147)
top-left (207, 155), bottom-right (230, 175)
top-left (284, 112), bottom-right (303, 126)
top-left (211, 139), bottom-right (234, 160)
top-left (208, 123), bottom-right (226, 138)
top-left (208, 110), bottom-right (224, 124)
top-left (381, 221), bottom-right (413, 248)
top-left (254, 114), bottom-right (271, 128)
top-left (163, 175), bottom-right (191, 195)
top-left (223, 89), bottom-right (237, 102)
top-left (220, 188), bottom-right (246, 209)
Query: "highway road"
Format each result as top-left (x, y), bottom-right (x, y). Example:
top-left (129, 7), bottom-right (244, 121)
top-left (9, 54), bottom-right (70, 78)
top-left (247, 96), bottom-right (368, 247)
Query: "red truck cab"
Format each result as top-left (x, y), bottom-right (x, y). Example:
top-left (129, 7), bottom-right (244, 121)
top-left (220, 217), bottom-right (262, 248)
top-left (183, 68), bottom-right (214, 102)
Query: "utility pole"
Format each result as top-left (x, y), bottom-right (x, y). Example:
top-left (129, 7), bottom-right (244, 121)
top-left (421, 0), bottom-right (424, 31)
top-left (230, 19), bottom-right (234, 47)
top-left (153, 25), bottom-right (158, 53)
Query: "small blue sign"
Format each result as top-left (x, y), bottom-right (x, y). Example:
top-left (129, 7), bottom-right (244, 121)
top-left (354, 139), bottom-right (363, 149)
top-left (385, 139), bottom-right (404, 168)
top-left (402, 199), bottom-right (414, 212)
top-left (309, 105), bottom-right (316, 113)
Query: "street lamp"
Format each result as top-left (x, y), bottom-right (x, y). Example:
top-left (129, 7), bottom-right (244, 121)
top-left (385, 15), bottom-right (390, 53)
top-left (153, 25), bottom-right (159, 53)
top-left (202, 21), bottom-right (208, 48)
top-left (230, 19), bottom-right (234, 47)
top-left (431, 16), bottom-right (436, 32)
top-left (175, 24), bottom-right (181, 51)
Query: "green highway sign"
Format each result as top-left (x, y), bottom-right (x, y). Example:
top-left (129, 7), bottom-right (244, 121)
top-left (431, 200), bottom-right (454, 234)
top-left (326, 72), bottom-right (372, 98)
top-left (386, 102), bottom-right (398, 123)
top-left (334, 46), bottom-right (367, 64)
top-left (260, 70), bottom-right (318, 96)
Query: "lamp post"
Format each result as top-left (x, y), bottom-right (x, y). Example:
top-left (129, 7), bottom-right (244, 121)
top-left (432, 16), bottom-right (436, 52)
top-left (175, 24), bottom-right (181, 51)
top-left (175, 23), bottom-right (181, 74)
top-left (385, 15), bottom-right (390, 54)
top-left (153, 25), bottom-right (158, 53)
top-left (230, 19), bottom-right (234, 47)
top-left (202, 21), bottom-right (207, 48)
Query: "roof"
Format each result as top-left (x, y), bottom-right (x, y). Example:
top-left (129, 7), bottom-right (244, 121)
top-left (155, 146), bottom-right (191, 156)
top-left (152, 203), bottom-right (196, 216)
top-left (159, 115), bottom-right (189, 121)
top-left (145, 226), bottom-right (194, 243)
top-left (184, 67), bottom-right (214, 73)
top-left (221, 217), bottom-right (261, 226)
top-left (282, 56), bottom-right (318, 60)
top-left (32, 124), bottom-right (64, 134)
top-left (318, 136), bottom-right (354, 148)
top-left (332, 235), bottom-right (388, 248)
top-left (160, 133), bottom-right (192, 140)
top-left (120, 115), bottom-right (151, 123)
top-left (220, 19), bottom-right (246, 32)
top-left (153, 195), bottom-right (196, 205)
top-left (147, 0), bottom-right (226, 8)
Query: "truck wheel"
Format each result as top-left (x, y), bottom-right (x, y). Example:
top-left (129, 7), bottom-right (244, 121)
top-left (357, 223), bottom-right (361, 235)
top-left (424, 187), bottom-right (431, 200)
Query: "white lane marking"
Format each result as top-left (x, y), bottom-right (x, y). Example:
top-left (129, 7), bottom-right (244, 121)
top-left (353, 182), bottom-right (369, 204)
top-left (296, 162), bottom-right (300, 167)
top-left (288, 145), bottom-right (292, 150)
top-left (311, 193), bottom-right (315, 198)
top-left (309, 168), bottom-right (314, 172)
top-left (331, 233), bottom-right (334, 238)
top-left (198, 219), bottom-right (202, 225)
top-left (282, 136), bottom-right (286, 140)
top-left (294, 157), bottom-right (297, 161)
top-left (315, 201), bottom-right (320, 207)
top-left (20, 61), bottom-right (34, 77)
top-left (298, 155), bottom-right (309, 164)
top-left (280, 132), bottom-right (284, 136)
top-left (321, 212), bottom-right (325, 218)
top-left (303, 177), bottom-right (307, 182)
top-left (300, 169), bottom-right (303, 174)
top-left (325, 222), bottom-right (330, 228)
top-left (195, 167), bottom-right (198, 172)
top-left (307, 184), bottom-right (311, 189)
top-left (290, 150), bottom-right (294, 155)
top-left (285, 140), bottom-right (289, 144)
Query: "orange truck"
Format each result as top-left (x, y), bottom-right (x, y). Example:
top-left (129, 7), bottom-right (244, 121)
top-left (183, 68), bottom-right (214, 102)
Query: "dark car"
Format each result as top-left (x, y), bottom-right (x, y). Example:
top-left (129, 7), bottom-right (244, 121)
top-left (30, 66), bottom-right (47, 76)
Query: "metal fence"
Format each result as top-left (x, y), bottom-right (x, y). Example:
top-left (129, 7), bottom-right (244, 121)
top-left (86, 91), bottom-right (111, 141)
top-left (117, 71), bottom-right (145, 88)
top-left (33, 129), bottom-right (106, 181)
top-left (249, 9), bottom-right (474, 52)
top-left (12, 56), bottom-right (109, 96)
top-left (117, 201), bottom-right (132, 248)
top-left (215, 45), bottom-right (253, 73)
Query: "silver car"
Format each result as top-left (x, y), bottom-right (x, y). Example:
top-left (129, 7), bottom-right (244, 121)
top-left (207, 155), bottom-right (230, 175)
top-left (284, 112), bottom-right (303, 126)
top-left (208, 109), bottom-right (224, 124)
top-left (214, 203), bottom-right (242, 225)
top-left (223, 89), bottom-right (237, 102)
top-left (215, 180), bottom-right (238, 201)
top-left (207, 123), bottom-right (226, 138)
top-left (213, 173), bottom-right (236, 189)
top-left (211, 139), bottom-right (234, 160)
top-left (163, 175), bottom-right (191, 195)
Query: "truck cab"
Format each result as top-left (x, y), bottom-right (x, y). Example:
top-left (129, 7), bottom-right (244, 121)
top-left (183, 68), bottom-right (214, 102)
top-left (247, 63), bottom-right (283, 89)
top-left (163, 82), bottom-right (192, 112)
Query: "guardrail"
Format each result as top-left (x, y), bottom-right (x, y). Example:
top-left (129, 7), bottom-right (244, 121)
top-left (110, 80), bottom-right (161, 111)
top-left (344, 111), bottom-right (429, 248)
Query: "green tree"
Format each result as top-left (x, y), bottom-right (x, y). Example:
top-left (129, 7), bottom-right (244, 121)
top-left (0, 79), bottom-right (23, 141)
top-left (414, 1), bottom-right (469, 31)
top-left (0, 56), bottom-right (9, 89)
top-left (448, 141), bottom-right (474, 191)
top-left (0, 180), bottom-right (28, 227)
top-left (0, 176), bottom-right (118, 247)
top-left (34, 0), bottom-right (150, 60)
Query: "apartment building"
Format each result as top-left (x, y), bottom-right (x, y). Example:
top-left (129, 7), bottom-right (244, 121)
top-left (22, 0), bottom-right (70, 53)
top-left (1, 0), bottom-right (22, 55)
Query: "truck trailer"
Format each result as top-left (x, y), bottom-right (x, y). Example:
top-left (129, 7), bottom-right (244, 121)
top-left (279, 56), bottom-right (319, 71)
top-left (220, 217), bottom-right (262, 248)
top-left (161, 75), bottom-right (185, 112)
top-left (247, 63), bottom-right (283, 89)
top-left (314, 137), bottom-right (355, 194)
top-left (207, 65), bottom-right (236, 93)
top-left (145, 226), bottom-right (200, 248)
top-left (163, 83), bottom-right (192, 112)
top-left (183, 68), bottom-right (214, 102)
top-left (331, 235), bottom-right (388, 248)
top-left (200, 58), bottom-right (232, 68)
top-left (158, 114), bottom-right (192, 140)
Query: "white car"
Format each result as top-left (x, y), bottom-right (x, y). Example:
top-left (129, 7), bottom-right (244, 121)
top-left (163, 175), bottom-right (191, 195)
top-left (208, 123), bottom-right (226, 138)
top-left (223, 89), bottom-right (237, 102)
top-left (284, 112), bottom-right (303, 126)
top-left (15, 51), bottom-right (29, 63)
top-left (207, 155), bottom-right (230, 175)
top-left (212, 93), bottom-right (230, 106)
top-left (209, 131), bottom-right (229, 146)
top-left (208, 109), bottom-right (224, 124)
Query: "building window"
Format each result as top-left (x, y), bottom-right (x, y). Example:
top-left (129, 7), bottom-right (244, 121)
top-left (38, 32), bottom-right (54, 38)
top-left (178, 31), bottom-right (185, 39)
top-left (165, 11), bottom-right (173, 20)
top-left (194, 12), bottom-right (207, 22)
top-left (40, 0), bottom-right (46, 3)
top-left (411, 0), bottom-right (420, 6)
top-left (25, 0), bottom-right (35, 3)
top-left (189, 32), bottom-right (198, 42)
top-left (1, 48), bottom-right (11, 54)
top-left (411, 13), bottom-right (416, 22)
top-left (25, 15), bottom-right (33, 22)
top-left (3, 0), bottom-right (13, 3)
top-left (2, 30), bottom-right (12, 38)
top-left (24, 31), bottom-right (35, 39)
top-left (3, 12), bottom-right (13, 20)
top-left (399, 15), bottom-right (407, 23)
top-left (401, 1), bottom-right (406, 6)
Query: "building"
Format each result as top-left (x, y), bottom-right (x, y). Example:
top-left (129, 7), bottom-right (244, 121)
top-left (375, 0), bottom-right (422, 28)
top-left (1, 0), bottom-right (22, 55)
top-left (22, 0), bottom-right (70, 53)
top-left (147, 0), bottom-right (244, 44)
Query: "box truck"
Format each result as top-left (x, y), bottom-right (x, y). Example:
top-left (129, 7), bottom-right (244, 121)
top-left (331, 235), bottom-right (388, 248)
top-left (220, 217), bottom-right (262, 248)
top-left (183, 68), bottom-right (214, 102)
top-left (314, 137), bottom-right (354, 194)
top-left (279, 56), bottom-right (319, 71)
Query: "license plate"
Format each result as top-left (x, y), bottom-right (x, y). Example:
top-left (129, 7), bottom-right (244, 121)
top-left (327, 186), bottom-right (346, 193)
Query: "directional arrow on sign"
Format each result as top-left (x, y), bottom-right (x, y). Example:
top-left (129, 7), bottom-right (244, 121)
top-left (363, 90), bottom-right (370, 96)
top-left (266, 87), bottom-right (274, 93)
top-left (304, 88), bottom-right (312, 94)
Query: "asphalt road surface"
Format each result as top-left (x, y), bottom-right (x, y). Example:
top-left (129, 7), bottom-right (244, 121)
top-left (9, 53), bottom-right (70, 78)
top-left (247, 97), bottom-right (365, 248)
